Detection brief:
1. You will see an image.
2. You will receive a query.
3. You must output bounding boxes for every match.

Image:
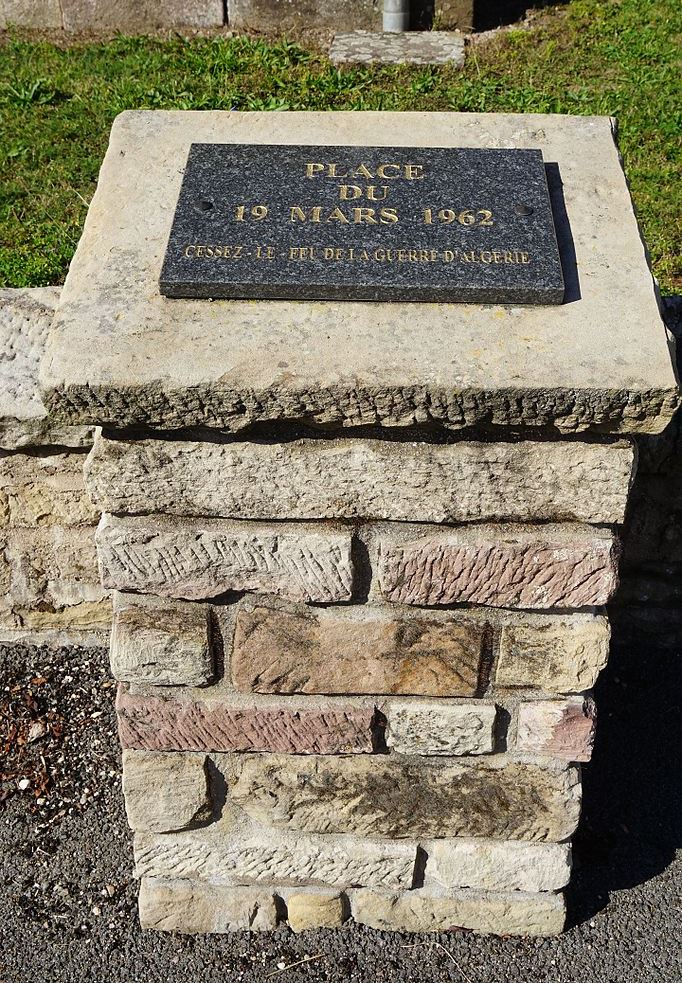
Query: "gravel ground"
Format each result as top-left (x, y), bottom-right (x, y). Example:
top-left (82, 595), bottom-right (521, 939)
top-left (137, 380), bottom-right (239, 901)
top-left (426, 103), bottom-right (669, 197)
top-left (1, 628), bottom-right (680, 983)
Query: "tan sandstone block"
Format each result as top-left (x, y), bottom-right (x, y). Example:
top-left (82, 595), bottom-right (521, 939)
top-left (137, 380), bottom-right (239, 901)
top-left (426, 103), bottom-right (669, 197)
top-left (385, 700), bottom-right (496, 755)
top-left (377, 524), bottom-right (619, 608)
top-left (496, 615), bottom-right (610, 692)
top-left (516, 698), bottom-right (596, 762)
top-left (287, 892), bottom-right (346, 932)
top-left (111, 593), bottom-right (214, 687)
top-left (62, 0), bottom-right (223, 31)
top-left (42, 113), bottom-right (678, 437)
top-left (0, 452), bottom-right (98, 528)
top-left (134, 823), bottom-right (416, 890)
top-left (230, 754), bottom-right (581, 841)
top-left (86, 433), bottom-right (634, 525)
top-left (122, 750), bottom-right (211, 833)
top-left (138, 879), bottom-right (278, 933)
top-left (0, 0), bottom-right (62, 28)
top-left (5, 525), bottom-right (105, 611)
top-left (0, 289), bottom-right (91, 449)
top-left (423, 839), bottom-right (571, 892)
top-left (232, 603), bottom-right (484, 697)
top-left (116, 688), bottom-right (376, 754)
top-left (350, 888), bottom-right (566, 936)
top-left (96, 513), bottom-right (354, 603)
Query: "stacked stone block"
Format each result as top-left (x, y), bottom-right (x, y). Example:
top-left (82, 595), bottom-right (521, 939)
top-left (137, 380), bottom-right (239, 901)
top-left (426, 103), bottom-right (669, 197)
top-left (0, 289), bottom-right (109, 644)
top-left (38, 110), bottom-right (679, 936)
top-left (84, 430), bottom-right (632, 935)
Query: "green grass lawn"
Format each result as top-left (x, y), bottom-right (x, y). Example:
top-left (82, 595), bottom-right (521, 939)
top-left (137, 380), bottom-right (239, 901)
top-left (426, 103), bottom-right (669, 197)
top-left (0, 0), bottom-right (680, 291)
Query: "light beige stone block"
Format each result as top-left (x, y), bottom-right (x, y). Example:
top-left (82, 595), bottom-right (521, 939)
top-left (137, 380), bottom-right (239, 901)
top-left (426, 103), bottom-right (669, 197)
top-left (0, 452), bottom-right (98, 529)
top-left (134, 824), bottom-right (416, 889)
top-left (350, 887), bottom-right (566, 936)
top-left (96, 513), bottom-right (354, 603)
top-left (423, 839), bottom-right (571, 892)
top-left (516, 698), bottom-right (596, 761)
top-left (41, 112), bottom-right (678, 437)
top-left (287, 892), bottom-right (346, 932)
top-left (138, 879), bottom-right (278, 933)
top-left (0, 1), bottom-right (62, 32)
top-left (385, 700), bottom-right (496, 755)
top-left (496, 615), bottom-right (610, 692)
top-left (232, 603), bottom-right (485, 697)
top-left (122, 750), bottom-right (211, 833)
top-left (377, 523), bottom-right (619, 609)
top-left (86, 433), bottom-right (635, 525)
top-left (0, 289), bottom-right (91, 449)
top-left (61, 0), bottom-right (223, 31)
top-left (5, 525), bottom-right (106, 612)
top-left (111, 593), bottom-right (214, 687)
top-left (231, 754), bottom-right (581, 841)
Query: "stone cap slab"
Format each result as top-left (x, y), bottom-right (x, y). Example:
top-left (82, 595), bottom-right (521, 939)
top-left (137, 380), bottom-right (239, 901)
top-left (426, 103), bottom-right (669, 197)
top-left (1, 289), bottom-right (93, 450)
top-left (41, 111), bottom-right (679, 436)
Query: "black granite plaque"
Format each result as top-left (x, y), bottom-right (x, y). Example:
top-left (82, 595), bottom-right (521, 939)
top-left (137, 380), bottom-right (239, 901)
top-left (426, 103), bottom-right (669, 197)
top-left (160, 144), bottom-right (565, 304)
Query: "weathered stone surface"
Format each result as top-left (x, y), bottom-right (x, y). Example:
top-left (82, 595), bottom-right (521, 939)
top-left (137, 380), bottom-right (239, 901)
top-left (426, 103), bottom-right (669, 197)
top-left (117, 689), bottom-right (376, 754)
top-left (377, 524), bottom-right (619, 608)
top-left (4, 525), bottom-right (107, 613)
top-left (350, 888), bottom-right (565, 936)
top-left (516, 699), bottom-right (596, 762)
top-left (122, 750), bottom-right (211, 833)
top-left (0, 0), bottom-right (61, 30)
top-left (231, 755), bottom-right (581, 841)
top-left (134, 826), bottom-right (416, 889)
top-left (423, 839), bottom-right (571, 892)
top-left (385, 700), bottom-right (496, 755)
top-left (41, 112), bottom-right (678, 437)
top-left (232, 603), bottom-right (484, 697)
top-left (138, 879), bottom-right (278, 933)
top-left (330, 31), bottom-right (465, 66)
top-left (0, 289), bottom-right (91, 450)
top-left (86, 434), bottom-right (635, 525)
top-left (111, 593), bottom-right (213, 687)
top-left (62, 0), bottom-right (223, 31)
top-left (287, 892), bottom-right (346, 932)
top-left (96, 513), bottom-right (354, 603)
top-left (435, 0), bottom-right (474, 31)
top-left (0, 452), bottom-right (98, 529)
top-left (229, 0), bottom-right (380, 33)
top-left (495, 615), bottom-right (610, 692)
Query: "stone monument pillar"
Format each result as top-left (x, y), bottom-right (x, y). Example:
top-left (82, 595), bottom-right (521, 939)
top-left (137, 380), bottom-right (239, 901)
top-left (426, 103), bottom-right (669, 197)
top-left (40, 111), bottom-right (678, 935)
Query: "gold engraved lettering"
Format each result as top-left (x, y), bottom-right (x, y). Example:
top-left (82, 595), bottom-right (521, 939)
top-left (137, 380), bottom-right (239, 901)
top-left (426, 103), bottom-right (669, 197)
top-left (379, 207), bottom-right (399, 224)
top-left (306, 163), bottom-right (325, 178)
top-left (328, 163), bottom-right (348, 178)
top-left (521, 252), bottom-right (531, 264)
top-left (355, 164), bottom-right (374, 180)
top-left (376, 164), bottom-right (401, 179)
top-left (184, 245), bottom-right (196, 257)
top-left (404, 164), bottom-right (425, 180)
top-left (477, 209), bottom-right (494, 226)
top-left (480, 251), bottom-right (493, 263)
top-left (339, 185), bottom-right (363, 200)
top-left (328, 207), bottom-right (350, 224)
top-left (353, 207), bottom-right (378, 224)
top-left (367, 185), bottom-right (389, 201)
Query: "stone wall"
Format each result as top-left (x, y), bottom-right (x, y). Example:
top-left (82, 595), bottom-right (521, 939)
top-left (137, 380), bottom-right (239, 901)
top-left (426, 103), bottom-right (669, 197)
top-left (0, 0), bottom-right (475, 32)
top-left (0, 290), bottom-right (110, 645)
top-left (80, 423), bottom-right (634, 935)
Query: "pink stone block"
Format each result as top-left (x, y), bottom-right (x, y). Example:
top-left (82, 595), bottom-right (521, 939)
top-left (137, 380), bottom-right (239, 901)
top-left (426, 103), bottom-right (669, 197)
top-left (516, 699), bottom-right (596, 762)
top-left (116, 688), bottom-right (376, 754)
top-left (378, 529), bottom-right (619, 609)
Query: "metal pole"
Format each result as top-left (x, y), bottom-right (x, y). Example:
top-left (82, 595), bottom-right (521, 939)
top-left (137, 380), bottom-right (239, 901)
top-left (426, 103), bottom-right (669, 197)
top-left (383, 0), bottom-right (410, 32)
